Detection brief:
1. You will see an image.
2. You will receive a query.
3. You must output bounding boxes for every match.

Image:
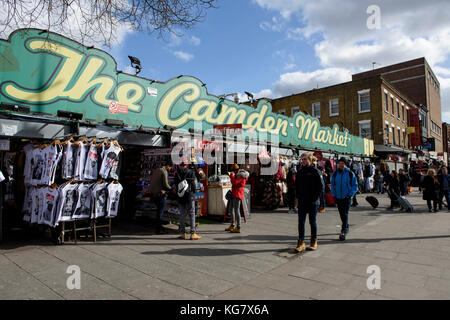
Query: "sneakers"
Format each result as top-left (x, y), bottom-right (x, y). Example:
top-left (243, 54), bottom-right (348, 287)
top-left (190, 233), bottom-right (202, 240)
top-left (178, 233), bottom-right (186, 239)
top-left (295, 240), bottom-right (306, 253)
top-left (230, 226), bottom-right (241, 233)
top-left (307, 238), bottom-right (318, 251)
top-left (225, 225), bottom-right (235, 231)
top-left (339, 232), bottom-right (346, 241)
top-left (318, 207), bottom-right (326, 213)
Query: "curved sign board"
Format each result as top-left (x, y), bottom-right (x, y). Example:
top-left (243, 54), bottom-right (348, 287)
top-left (0, 29), bottom-right (373, 156)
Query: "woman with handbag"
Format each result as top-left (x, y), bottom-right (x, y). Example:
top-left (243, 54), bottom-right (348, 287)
top-left (225, 164), bottom-right (249, 233)
top-left (387, 171), bottom-right (401, 210)
top-left (422, 169), bottom-right (440, 212)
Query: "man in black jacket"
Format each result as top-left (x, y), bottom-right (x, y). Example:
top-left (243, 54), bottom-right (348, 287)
top-left (174, 160), bottom-right (201, 240)
top-left (295, 152), bottom-right (324, 252)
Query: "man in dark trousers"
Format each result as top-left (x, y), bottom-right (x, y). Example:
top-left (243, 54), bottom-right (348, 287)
top-left (437, 166), bottom-right (450, 211)
top-left (174, 159), bottom-right (201, 240)
top-left (149, 160), bottom-right (173, 234)
top-left (295, 152), bottom-right (324, 253)
top-left (331, 157), bottom-right (359, 241)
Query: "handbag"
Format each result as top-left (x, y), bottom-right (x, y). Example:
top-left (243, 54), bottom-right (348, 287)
top-left (225, 190), bottom-right (233, 201)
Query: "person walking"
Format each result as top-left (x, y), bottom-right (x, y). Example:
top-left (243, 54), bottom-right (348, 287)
top-left (148, 161), bottom-right (173, 234)
top-left (374, 169), bottom-right (384, 194)
top-left (175, 160), bottom-right (201, 240)
top-left (331, 157), bottom-right (358, 241)
top-left (437, 166), bottom-right (450, 211)
top-left (295, 153), bottom-right (324, 252)
top-left (286, 162), bottom-right (297, 214)
top-left (398, 169), bottom-right (410, 196)
top-left (422, 169), bottom-right (440, 213)
top-left (387, 171), bottom-right (401, 210)
top-left (226, 164), bottom-right (249, 233)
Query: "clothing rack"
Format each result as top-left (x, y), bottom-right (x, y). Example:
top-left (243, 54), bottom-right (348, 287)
top-left (59, 217), bottom-right (112, 244)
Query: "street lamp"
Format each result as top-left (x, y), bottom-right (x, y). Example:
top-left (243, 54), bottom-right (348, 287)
top-left (128, 55), bottom-right (142, 75)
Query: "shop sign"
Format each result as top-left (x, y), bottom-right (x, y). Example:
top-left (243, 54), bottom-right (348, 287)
top-left (196, 140), bottom-right (222, 151)
top-left (0, 29), bottom-right (373, 156)
top-left (408, 108), bottom-right (421, 147)
top-left (406, 127), bottom-right (415, 134)
top-left (213, 124), bottom-right (242, 135)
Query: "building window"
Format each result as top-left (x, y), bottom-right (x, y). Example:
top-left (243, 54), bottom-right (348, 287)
top-left (312, 102), bottom-right (321, 118)
top-left (278, 109), bottom-right (286, 115)
top-left (402, 105), bottom-right (405, 121)
top-left (397, 128), bottom-right (401, 146)
top-left (359, 120), bottom-right (371, 139)
top-left (393, 128), bottom-right (397, 145)
top-left (329, 99), bottom-right (339, 116)
top-left (384, 92), bottom-right (389, 112)
top-left (385, 124), bottom-right (390, 143)
top-left (391, 97), bottom-right (394, 115)
top-left (358, 89), bottom-right (370, 113)
top-left (397, 102), bottom-right (400, 119)
top-left (291, 106), bottom-right (299, 116)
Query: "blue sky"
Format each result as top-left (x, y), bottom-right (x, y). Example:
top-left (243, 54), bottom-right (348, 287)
top-left (2, 0), bottom-right (450, 121)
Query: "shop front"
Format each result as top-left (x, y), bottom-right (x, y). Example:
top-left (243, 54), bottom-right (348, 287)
top-left (0, 29), bottom-right (374, 243)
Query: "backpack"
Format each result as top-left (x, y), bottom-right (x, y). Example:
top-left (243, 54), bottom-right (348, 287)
top-left (177, 179), bottom-right (189, 198)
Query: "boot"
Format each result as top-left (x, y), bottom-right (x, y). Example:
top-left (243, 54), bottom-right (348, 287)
top-left (190, 233), bottom-right (202, 240)
top-left (308, 238), bottom-right (318, 251)
top-left (225, 225), bottom-right (234, 231)
top-left (178, 233), bottom-right (186, 239)
top-left (295, 240), bottom-right (306, 253)
top-left (318, 207), bottom-right (326, 213)
top-left (230, 226), bottom-right (241, 233)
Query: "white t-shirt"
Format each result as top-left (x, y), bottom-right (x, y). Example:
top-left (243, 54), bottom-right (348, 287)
top-left (41, 145), bottom-right (59, 185)
top-left (31, 148), bottom-right (46, 186)
top-left (74, 141), bottom-right (89, 180)
top-left (55, 182), bottom-right (79, 223)
top-left (23, 144), bottom-right (35, 185)
top-left (99, 144), bottom-right (121, 179)
top-left (22, 186), bottom-right (33, 222)
top-left (73, 183), bottom-right (94, 219)
top-left (83, 144), bottom-right (98, 180)
top-left (107, 182), bottom-right (123, 218)
top-left (91, 182), bottom-right (108, 219)
top-left (40, 187), bottom-right (59, 226)
top-left (30, 187), bottom-right (40, 224)
top-left (62, 142), bottom-right (76, 179)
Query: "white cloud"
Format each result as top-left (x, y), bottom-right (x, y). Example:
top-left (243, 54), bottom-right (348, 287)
top-left (173, 51), bottom-right (194, 62)
top-left (283, 63), bottom-right (296, 71)
top-left (259, 16), bottom-right (284, 32)
top-left (190, 36), bottom-right (201, 46)
top-left (254, 0), bottom-right (450, 114)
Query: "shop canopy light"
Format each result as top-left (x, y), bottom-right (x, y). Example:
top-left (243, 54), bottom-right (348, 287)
top-left (57, 110), bottom-right (83, 120)
top-left (0, 103), bottom-right (30, 114)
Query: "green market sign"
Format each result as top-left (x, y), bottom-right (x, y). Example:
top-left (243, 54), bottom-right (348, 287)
top-left (0, 29), bottom-right (374, 156)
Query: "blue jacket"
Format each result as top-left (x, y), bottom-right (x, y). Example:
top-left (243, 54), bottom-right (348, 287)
top-left (331, 168), bottom-right (358, 199)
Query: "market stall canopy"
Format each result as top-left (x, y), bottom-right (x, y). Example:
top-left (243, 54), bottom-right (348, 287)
top-left (0, 29), bottom-right (374, 157)
top-left (374, 144), bottom-right (412, 154)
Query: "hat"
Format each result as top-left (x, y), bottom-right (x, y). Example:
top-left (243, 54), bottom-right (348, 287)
top-left (338, 157), bottom-right (348, 165)
top-left (231, 163), bottom-right (239, 171)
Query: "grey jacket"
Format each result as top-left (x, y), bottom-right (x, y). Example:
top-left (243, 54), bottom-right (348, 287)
top-left (149, 167), bottom-right (171, 196)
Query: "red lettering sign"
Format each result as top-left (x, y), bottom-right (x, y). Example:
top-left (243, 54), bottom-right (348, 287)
top-left (409, 108), bottom-right (421, 147)
top-left (109, 101), bottom-right (128, 114)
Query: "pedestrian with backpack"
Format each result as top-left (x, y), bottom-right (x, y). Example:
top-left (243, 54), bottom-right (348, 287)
top-left (175, 160), bottom-right (201, 240)
top-left (331, 157), bottom-right (358, 241)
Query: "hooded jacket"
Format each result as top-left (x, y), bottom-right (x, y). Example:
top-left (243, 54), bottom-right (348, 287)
top-left (296, 164), bottom-right (324, 205)
top-left (230, 170), bottom-right (249, 200)
top-left (331, 167), bottom-right (358, 200)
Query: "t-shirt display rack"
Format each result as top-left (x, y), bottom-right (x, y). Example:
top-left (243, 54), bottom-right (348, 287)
top-left (21, 135), bottom-right (124, 244)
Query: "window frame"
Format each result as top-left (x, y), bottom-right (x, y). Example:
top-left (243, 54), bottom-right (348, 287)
top-left (312, 102), bottom-right (321, 118)
top-left (329, 98), bottom-right (339, 117)
top-left (358, 119), bottom-right (372, 139)
top-left (358, 89), bottom-right (371, 113)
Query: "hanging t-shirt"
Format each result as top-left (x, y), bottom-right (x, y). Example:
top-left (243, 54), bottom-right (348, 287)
top-left (40, 187), bottom-right (60, 226)
top-left (73, 183), bottom-right (94, 219)
top-left (55, 183), bottom-right (79, 223)
top-left (99, 144), bottom-right (121, 179)
top-left (41, 145), bottom-right (59, 185)
top-left (91, 182), bottom-right (108, 219)
top-left (62, 142), bottom-right (76, 179)
top-left (50, 145), bottom-right (63, 185)
top-left (23, 144), bottom-right (35, 185)
top-left (30, 187), bottom-right (40, 224)
top-left (83, 143), bottom-right (98, 180)
top-left (31, 148), bottom-right (46, 186)
top-left (74, 141), bottom-right (89, 180)
top-left (107, 182), bottom-right (123, 218)
top-left (22, 186), bottom-right (33, 222)
top-left (109, 152), bottom-right (121, 180)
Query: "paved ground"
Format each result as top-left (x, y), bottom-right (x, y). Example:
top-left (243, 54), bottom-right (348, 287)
top-left (1, 189), bottom-right (450, 300)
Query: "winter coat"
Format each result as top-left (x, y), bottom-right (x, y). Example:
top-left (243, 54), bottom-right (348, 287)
top-left (422, 175), bottom-right (439, 201)
top-left (331, 168), bottom-right (358, 200)
top-left (437, 174), bottom-right (450, 191)
top-left (296, 165), bottom-right (324, 206)
top-left (388, 177), bottom-right (401, 196)
top-left (174, 166), bottom-right (197, 205)
top-left (230, 171), bottom-right (249, 200)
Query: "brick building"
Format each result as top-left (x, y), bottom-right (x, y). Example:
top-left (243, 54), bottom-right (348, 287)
top-left (352, 57), bottom-right (442, 153)
top-left (271, 74), bottom-right (415, 152)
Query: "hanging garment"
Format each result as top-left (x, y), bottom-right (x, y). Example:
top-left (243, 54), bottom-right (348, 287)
top-left (55, 182), bottom-right (79, 223)
top-left (30, 187), bottom-right (40, 224)
top-left (31, 147), bottom-right (46, 186)
top-left (40, 187), bottom-right (60, 226)
top-left (23, 144), bottom-right (35, 185)
top-left (73, 183), bottom-right (94, 219)
top-left (91, 182), bottom-right (109, 218)
top-left (49, 145), bottom-right (63, 185)
top-left (106, 182), bottom-right (123, 218)
top-left (41, 144), bottom-right (59, 185)
top-left (22, 186), bottom-right (33, 222)
top-left (62, 142), bottom-right (76, 179)
top-left (109, 153), bottom-right (121, 180)
top-left (74, 141), bottom-right (89, 180)
top-left (83, 143), bottom-right (98, 180)
top-left (99, 144), bottom-right (121, 179)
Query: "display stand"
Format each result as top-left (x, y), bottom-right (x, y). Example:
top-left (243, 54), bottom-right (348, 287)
top-left (59, 218), bottom-right (112, 244)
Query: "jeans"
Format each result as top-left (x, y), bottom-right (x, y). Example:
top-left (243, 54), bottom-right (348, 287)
top-left (179, 199), bottom-right (196, 234)
top-left (319, 190), bottom-right (325, 208)
top-left (377, 183), bottom-right (383, 193)
top-left (154, 195), bottom-right (167, 232)
top-left (230, 198), bottom-right (242, 228)
top-left (439, 190), bottom-right (450, 210)
top-left (298, 203), bottom-right (318, 241)
top-left (287, 188), bottom-right (296, 210)
top-left (336, 197), bottom-right (351, 233)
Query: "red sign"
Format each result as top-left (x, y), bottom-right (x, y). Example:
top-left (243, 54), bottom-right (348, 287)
top-left (408, 108), bottom-right (421, 147)
top-left (313, 151), bottom-right (323, 161)
top-left (196, 140), bottom-right (222, 151)
top-left (109, 101), bottom-right (128, 114)
top-left (213, 123), bottom-right (242, 135)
